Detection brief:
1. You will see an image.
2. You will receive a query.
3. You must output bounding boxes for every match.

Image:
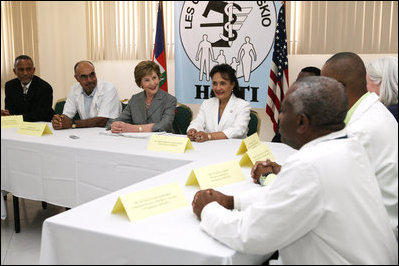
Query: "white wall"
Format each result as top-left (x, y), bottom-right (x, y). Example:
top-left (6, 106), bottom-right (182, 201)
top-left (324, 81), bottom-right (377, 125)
top-left (1, 2), bottom-right (396, 141)
top-left (36, 1), bottom-right (87, 103)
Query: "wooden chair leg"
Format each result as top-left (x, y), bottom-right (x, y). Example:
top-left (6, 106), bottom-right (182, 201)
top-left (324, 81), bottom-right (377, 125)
top-left (12, 195), bottom-right (20, 233)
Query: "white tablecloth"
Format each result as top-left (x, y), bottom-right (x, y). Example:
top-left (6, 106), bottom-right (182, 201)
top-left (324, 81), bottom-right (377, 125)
top-left (1, 126), bottom-right (193, 209)
top-left (1, 125), bottom-right (297, 264)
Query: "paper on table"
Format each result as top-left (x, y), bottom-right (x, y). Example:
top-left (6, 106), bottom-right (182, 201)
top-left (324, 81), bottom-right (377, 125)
top-left (111, 182), bottom-right (188, 222)
top-left (122, 132), bottom-right (166, 139)
top-left (99, 131), bottom-right (166, 139)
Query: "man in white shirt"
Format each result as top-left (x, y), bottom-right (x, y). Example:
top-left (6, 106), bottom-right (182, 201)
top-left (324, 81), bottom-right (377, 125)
top-left (321, 52), bottom-right (398, 239)
top-left (192, 76), bottom-right (398, 265)
top-left (51, 61), bottom-right (121, 129)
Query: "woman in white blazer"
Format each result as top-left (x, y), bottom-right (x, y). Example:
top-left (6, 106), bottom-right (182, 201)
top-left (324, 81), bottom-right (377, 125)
top-left (187, 64), bottom-right (251, 142)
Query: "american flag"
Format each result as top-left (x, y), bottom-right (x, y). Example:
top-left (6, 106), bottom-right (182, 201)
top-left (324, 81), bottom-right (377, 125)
top-left (266, 2), bottom-right (289, 133)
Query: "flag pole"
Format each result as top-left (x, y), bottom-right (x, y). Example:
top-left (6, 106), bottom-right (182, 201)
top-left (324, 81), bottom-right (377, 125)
top-left (160, 1), bottom-right (168, 85)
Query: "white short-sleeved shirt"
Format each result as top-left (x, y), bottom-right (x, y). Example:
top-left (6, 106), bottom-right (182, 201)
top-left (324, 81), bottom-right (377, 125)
top-left (63, 80), bottom-right (121, 120)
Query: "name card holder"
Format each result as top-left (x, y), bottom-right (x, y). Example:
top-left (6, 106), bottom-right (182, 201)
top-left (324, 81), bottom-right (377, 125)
top-left (186, 160), bottom-right (246, 189)
top-left (236, 133), bottom-right (261, 155)
top-left (17, 122), bottom-right (53, 136)
top-left (239, 143), bottom-right (275, 167)
top-left (147, 134), bottom-right (194, 153)
top-left (112, 183), bottom-right (188, 222)
top-left (1, 115), bottom-right (23, 128)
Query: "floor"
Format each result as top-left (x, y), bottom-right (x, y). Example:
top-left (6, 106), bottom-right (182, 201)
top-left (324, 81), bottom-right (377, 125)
top-left (1, 193), bottom-right (65, 265)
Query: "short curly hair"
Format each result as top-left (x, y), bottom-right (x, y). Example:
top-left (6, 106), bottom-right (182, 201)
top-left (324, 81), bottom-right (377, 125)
top-left (134, 60), bottom-right (161, 88)
top-left (290, 76), bottom-right (348, 130)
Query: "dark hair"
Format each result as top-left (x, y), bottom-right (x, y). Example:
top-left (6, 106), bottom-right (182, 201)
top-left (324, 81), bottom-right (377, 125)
top-left (324, 52), bottom-right (367, 95)
top-left (300, 66), bottom-right (320, 76)
top-left (210, 64), bottom-right (243, 99)
top-left (14, 55), bottom-right (34, 68)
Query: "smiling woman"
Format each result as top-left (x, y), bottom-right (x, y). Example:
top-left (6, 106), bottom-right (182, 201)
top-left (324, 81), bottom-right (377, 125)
top-left (187, 64), bottom-right (251, 142)
top-left (106, 60), bottom-right (177, 133)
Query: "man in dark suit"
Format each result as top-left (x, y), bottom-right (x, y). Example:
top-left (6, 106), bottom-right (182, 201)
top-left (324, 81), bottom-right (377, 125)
top-left (1, 55), bottom-right (54, 122)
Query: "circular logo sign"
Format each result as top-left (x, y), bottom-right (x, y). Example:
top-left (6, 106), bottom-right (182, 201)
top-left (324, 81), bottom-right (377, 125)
top-left (180, 1), bottom-right (277, 82)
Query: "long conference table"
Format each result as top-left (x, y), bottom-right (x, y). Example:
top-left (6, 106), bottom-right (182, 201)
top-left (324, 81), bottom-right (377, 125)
top-left (1, 124), bottom-right (297, 264)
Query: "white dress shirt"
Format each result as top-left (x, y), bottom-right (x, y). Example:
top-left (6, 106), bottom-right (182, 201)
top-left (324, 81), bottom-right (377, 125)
top-left (63, 80), bottom-right (121, 120)
top-left (346, 92), bottom-right (398, 239)
top-left (187, 94), bottom-right (251, 139)
top-left (200, 129), bottom-right (398, 265)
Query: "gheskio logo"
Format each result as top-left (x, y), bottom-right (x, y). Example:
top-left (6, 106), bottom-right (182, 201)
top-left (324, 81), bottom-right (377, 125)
top-left (180, 1), bottom-right (277, 82)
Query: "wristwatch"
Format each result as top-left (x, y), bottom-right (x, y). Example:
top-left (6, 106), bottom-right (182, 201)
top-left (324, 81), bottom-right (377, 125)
top-left (207, 133), bottom-right (212, 140)
top-left (138, 126), bottom-right (143, 132)
top-left (71, 121), bottom-right (77, 129)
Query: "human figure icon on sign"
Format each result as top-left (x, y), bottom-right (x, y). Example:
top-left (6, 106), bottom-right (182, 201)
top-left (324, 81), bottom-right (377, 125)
top-left (230, 57), bottom-right (240, 72)
top-left (215, 50), bottom-right (227, 64)
top-left (237, 36), bottom-right (257, 82)
top-left (195, 34), bottom-right (215, 81)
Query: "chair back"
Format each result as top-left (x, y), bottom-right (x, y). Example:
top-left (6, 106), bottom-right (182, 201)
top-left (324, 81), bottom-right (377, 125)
top-left (53, 98), bottom-right (80, 120)
top-left (54, 98), bottom-right (67, 115)
top-left (248, 109), bottom-right (261, 136)
top-left (173, 103), bottom-right (193, 134)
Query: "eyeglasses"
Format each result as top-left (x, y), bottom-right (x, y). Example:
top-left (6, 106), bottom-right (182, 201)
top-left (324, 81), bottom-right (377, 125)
top-left (79, 72), bottom-right (96, 80)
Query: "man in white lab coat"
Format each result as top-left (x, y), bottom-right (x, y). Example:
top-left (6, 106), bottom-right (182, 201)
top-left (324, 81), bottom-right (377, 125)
top-left (51, 61), bottom-right (121, 129)
top-left (192, 76), bottom-right (398, 265)
top-left (322, 52), bottom-right (398, 239)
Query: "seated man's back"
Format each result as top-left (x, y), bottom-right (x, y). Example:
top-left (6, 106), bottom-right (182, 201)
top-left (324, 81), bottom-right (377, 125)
top-left (346, 92), bottom-right (398, 238)
top-left (321, 52), bottom-right (398, 238)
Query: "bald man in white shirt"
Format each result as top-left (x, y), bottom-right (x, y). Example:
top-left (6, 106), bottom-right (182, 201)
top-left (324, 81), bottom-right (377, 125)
top-left (52, 61), bottom-right (121, 129)
top-left (321, 52), bottom-right (398, 239)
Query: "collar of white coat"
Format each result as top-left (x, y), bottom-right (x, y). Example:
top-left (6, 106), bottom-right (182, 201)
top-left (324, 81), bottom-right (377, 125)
top-left (300, 128), bottom-right (348, 151)
top-left (74, 79), bottom-right (104, 97)
top-left (347, 92), bottom-right (379, 126)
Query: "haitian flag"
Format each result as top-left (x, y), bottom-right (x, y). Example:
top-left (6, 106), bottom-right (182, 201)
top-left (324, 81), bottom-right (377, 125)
top-left (153, 1), bottom-right (168, 92)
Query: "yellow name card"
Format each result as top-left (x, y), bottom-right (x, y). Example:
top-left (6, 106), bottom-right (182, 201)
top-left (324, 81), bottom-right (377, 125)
top-left (186, 160), bottom-right (246, 189)
top-left (111, 182), bottom-right (188, 222)
top-left (239, 143), bottom-right (275, 167)
top-left (17, 122), bottom-right (53, 136)
top-left (147, 134), bottom-right (194, 153)
top-left (236, 133), bottom-right (261, 155)
top-left (1, 115), bottom-right (23, 128)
